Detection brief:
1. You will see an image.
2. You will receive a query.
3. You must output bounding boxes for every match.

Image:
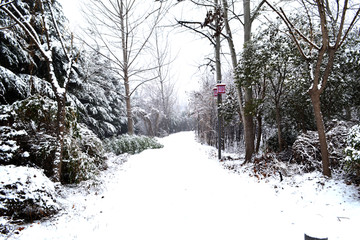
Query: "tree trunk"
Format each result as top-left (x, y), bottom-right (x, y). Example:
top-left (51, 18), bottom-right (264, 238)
top-left (275, 102), bottom-right (283, 152)
top-left (255, 114), bottom-right (262, 153)
top-left (46, 52), bottom-right (66, 183)
top-left (215, 0), bottom-right (222, 159)
top-left (124, 77), bottom-right (134, 135)
top-left (222, 0), bottom-right (252, 157)
top-left (120, 1), bottom-right (134, 135)
top-left (309, 89), bottom-right (331, 177)
top-left (242, 0), bottom-right (255, 162)
top-left (54, 94), bottom-right (66, 183)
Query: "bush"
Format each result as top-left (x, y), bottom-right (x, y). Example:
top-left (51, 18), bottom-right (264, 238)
top-left (266, 130), bottom-right (298, 152)
top-left (0, 95), bottom-right (106, 184)
top-left (344, 124), bottom-right (360, 177)
top-left (0, 95), bottom-right (63, 177)
top-left (61, 124), bottom-right (106, 184)
top-left (292, 121), bottom-right (351, 172)
top-left (104, 134), bottom-right (163, 155)
top-left (0, 165), bottom-right (60, 222)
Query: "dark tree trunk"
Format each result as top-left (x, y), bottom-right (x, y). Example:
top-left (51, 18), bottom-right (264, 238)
top-left (255, 114), bottom-right (262, 153)
top-left (124, 77), bottom-right (134, 135)
top-left (309, 89), bottom-right (331, 177)
top-left (275, 102), bottom-right (283, 152)
top-left (242, 0), bottom-right (255, 162)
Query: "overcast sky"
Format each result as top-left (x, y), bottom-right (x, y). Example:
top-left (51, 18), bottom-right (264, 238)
top-left (60, 0), bottom-right (215, 106)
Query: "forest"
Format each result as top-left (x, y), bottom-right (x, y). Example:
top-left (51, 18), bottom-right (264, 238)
top-left (0, 0), bottom-right (359, 231)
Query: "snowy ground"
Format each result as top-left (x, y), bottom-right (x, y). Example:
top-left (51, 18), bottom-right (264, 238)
top-left (2, 131), bottom-right (360, 240)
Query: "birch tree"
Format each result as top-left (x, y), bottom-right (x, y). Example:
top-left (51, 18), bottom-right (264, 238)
top-left (0, 0), bottom-right (76, 182)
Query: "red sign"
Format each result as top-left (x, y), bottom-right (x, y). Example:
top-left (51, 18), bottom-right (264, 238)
top-left (217, 83), bottom-right (226, 94)
top-left (213, 87), bottom-right (218, 97)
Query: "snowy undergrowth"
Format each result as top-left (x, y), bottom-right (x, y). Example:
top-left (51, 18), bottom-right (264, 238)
top-left (344, 124), bottom-right (360, 178)
top-left (0, 153), bottom-right (128, 237)
top-left (0, 165), bottom-right (60, 234)
top-left (2, 132), bottom-right (359, 240)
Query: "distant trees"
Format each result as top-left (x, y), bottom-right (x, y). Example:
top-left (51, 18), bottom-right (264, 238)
top-left (189, 73), bottom-right (218, 146)
top-left (133, 29), bottom-right (178, 137)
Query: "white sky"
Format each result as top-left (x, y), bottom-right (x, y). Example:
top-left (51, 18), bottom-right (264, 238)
top-left (60, 0), bottom-right (214, 106)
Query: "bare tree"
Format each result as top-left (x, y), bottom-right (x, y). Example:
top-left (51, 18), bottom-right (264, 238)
top-left (152, 29), bottom-right (176, 135)
top-left (0, 0), bottom-right (76, 182)
top-left (81, 0), bottom-right (170, 134)
top-left (265, 0), bottom-right (360, 176)
top-left (134, 28), bottom-right (177, 137)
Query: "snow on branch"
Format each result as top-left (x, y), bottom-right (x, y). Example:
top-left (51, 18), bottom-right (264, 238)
top-left (264, 1), bottom-right (319, 60)
top-left (0, 3), bottom-right (46, 57)
top-left (0, 0), bottom-right (13, 8)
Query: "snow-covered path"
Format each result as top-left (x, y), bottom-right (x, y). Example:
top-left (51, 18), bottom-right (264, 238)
top-left (14, 132), bottom-right (360, 240)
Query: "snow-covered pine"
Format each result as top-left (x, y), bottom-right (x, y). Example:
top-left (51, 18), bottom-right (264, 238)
top-left (0, 0), bottom-right (79, 182)
top-left (68, 50), bottom-right (127, 139)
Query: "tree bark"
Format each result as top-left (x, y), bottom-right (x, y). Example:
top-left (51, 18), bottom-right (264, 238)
top-left (275, 102), bottom-right (283, 152)
top-left (309, 89), bottom-right (331, 177)
top-left (215, 0), bottom-right (222, 159)
top-left (242, 0), bottom-right (255, 162)
top-left (255, 114), bottom-right (262, 153)
top-left (55, 94), bottom-right (66, 183)
top-left (120, 1), bottom-right (134, 135)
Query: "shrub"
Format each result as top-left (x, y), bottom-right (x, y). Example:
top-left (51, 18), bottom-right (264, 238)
top-left (292, 121), bottom-right (351, 172)
top-left (0, 95), bottom-right (106, 184)
top-left (104, 134), bottom-right (163, 155)
top-left (266, 129), bottom-right (298, 152)
top-left (0, 165), bottom-right (60, 222)
top-left (344, 124), bottom-right (360, 177)
top-left (61, 124), bottom-right (106, 184)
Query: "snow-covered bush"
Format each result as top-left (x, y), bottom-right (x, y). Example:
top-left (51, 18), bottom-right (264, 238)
top-left (62, 124), bottom-right (106, 184)
top-left (0, 95), bottom-right (106, 184)
top-left (266, 130), bottom-right (298, 152)
top-left (0, 165), bottom-right (60, 222)
top-left (104, 135), bottom-right (163, 155)
top-left (343, 124), bottom-right (360, 177)
top-left (292, 121), bottom-right (350, 172)
top-left (292, 131), bottom-right (322, 172)
top-left (0, 95), bottom-right (59, 177)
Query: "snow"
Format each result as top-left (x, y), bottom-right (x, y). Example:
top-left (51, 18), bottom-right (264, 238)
top-left (2, 132), bottom-right (360, 240)
top-left (0, 165), bottom-right (60, 220)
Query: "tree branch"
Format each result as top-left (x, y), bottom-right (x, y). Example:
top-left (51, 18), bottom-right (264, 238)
top-left (129, 76), bottom-right (159, 97)
top-left (337, 5), bottom-right (360, 49)
top-left (250, 0), bottom-right (266, 23)
top-left (0, 0), bottom-right (13, 8)
top-left (177, 19), bottom-right (216, 45)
